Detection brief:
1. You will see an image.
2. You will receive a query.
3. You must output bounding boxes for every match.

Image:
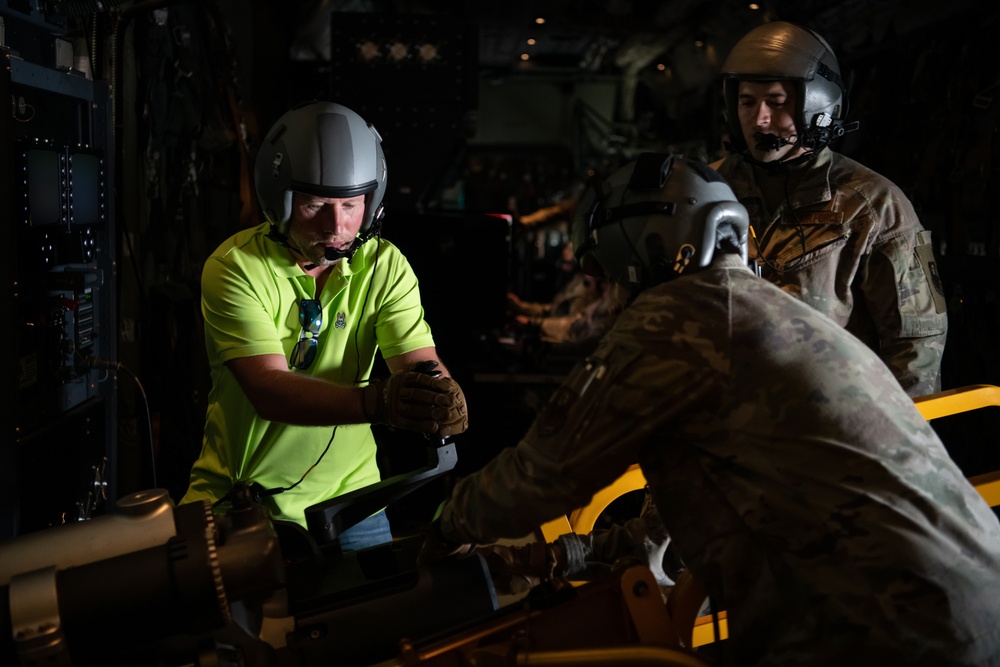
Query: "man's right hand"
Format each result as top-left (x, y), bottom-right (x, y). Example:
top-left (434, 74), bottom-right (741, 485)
top-left (362, 372), bottom-right (468, 435)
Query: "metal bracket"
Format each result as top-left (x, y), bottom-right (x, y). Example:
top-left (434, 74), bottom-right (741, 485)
top-left (619, 565), bottom-right (678, 647)
top-left (9, 566), bottom-right (71, 666)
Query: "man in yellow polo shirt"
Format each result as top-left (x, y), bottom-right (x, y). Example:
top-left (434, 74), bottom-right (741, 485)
top-left (182, 102), bottom-right (467, 549)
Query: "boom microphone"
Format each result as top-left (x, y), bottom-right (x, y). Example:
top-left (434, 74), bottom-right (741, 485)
top-left (754, 133), bottom-right (797, 152)
top-left (304, 242), bottom-right (360, 270)
top-left (329, 227), bottom-right (382, 264)
top-left (324, 245), bottom-right (351, 261)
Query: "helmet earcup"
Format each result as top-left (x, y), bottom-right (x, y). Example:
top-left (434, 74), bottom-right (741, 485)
top-left (571, 154), bottom-right (750, 290)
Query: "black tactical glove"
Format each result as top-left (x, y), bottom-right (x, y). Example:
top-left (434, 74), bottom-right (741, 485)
top-left (362, 371), bottom-right (468, 435)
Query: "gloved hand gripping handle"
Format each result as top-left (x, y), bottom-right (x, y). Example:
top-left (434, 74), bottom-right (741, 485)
top-left (412, 360), bottom-right (451, 447)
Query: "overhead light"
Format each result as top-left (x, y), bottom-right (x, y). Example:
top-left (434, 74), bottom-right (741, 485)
top-left (357, 40), bottom-right (379, 61)
top-left (749, 3), bottom-right (760, 9)
top-left (527, 38), bottom-right (536, 45)
top-left (520, 53), bottom-right (530, 61)
top-left (416, 42), bottom-right (439, 63)
top-left (535, 17), bottom-right (545, 25)
top-left (387, 40), bottom-right (408, 62)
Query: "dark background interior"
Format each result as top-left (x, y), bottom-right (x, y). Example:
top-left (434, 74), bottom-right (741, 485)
top-left (2, 0), bottom-right (998, 538)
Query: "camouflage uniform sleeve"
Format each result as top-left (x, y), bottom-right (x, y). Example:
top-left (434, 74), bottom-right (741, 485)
top-left (862, 228), bottom-right (948, 397)
top-left (439, 342), bottom-right (643, 545)
top-left (439, 317), bottom-right (723, 545)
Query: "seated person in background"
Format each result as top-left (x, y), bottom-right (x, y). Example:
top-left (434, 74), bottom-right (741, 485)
top-left (421, 154), bottom-right (1000, 666)
top-left (546, 276), bottom-right (627, 357)
top-left (507, 274), bottom-right (627, 366)
top-left (507, 241), bottom-right (597, 321)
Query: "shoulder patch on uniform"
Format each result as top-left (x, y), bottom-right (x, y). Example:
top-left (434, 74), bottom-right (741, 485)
top-left (914, 233), bottom-right (947, 314)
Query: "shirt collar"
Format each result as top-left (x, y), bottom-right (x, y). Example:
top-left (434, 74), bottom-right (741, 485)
top-left (734, 147), bottom-right (835, 211)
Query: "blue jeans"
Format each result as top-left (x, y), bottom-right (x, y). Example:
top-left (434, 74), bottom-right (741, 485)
top-left (338, 509), bottom-right (393, 551)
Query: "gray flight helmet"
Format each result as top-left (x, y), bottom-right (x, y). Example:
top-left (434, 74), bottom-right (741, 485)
top-left (721, 21), bottom-right (847, 153)
top-left (573, 154), bottom-right (749, 291)
top-left (254, 101), bottom-right (387, 236)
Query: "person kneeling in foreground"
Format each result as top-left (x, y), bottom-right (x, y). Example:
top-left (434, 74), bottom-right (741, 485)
top-left (420, 154), bottom-right (1000, 666)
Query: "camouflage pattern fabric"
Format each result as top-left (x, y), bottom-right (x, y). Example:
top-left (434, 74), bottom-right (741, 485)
top-left (714, 148), bottom-right (948, 397)
top-left (439, 254), bottom-right (1000, 665)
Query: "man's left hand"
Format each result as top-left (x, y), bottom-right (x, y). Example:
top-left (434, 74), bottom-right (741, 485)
top-left (362, 372), bottom-right (468, 435)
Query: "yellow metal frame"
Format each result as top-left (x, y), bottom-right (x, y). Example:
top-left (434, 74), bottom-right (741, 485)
top-left (537, 384), bottom-right (1000, 647)
top-left (540, 465), bottom-right (647, 542)
top-left (913, 384), bottom-right (1000, 421)
top-left (916, 384), bottom-right (1000, 507)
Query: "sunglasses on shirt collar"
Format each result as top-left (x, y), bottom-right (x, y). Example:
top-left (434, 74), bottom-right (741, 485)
top-left (289, 299), bottom-right (322, 370)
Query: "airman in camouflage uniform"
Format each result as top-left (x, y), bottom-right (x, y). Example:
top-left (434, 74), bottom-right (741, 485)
top-left (713, 146), bottom-right (948, 397)
top-left (423, 155), bottom-right (1000, 665)
top-left (713, 21), bottom-right (947, 397)
top-left (560, 144), bottom-right (953, 585)
top-left (436, 253), bottom-right (1000, 665)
